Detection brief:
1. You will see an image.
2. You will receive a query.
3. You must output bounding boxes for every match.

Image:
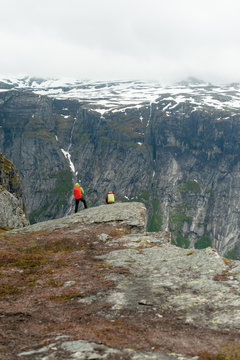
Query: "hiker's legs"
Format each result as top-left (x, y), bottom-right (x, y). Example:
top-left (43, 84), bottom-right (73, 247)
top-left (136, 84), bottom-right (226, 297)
top-left (80, 195), bottom-right (88, 209)
top-left (75, 199), bottom-right (80, 213)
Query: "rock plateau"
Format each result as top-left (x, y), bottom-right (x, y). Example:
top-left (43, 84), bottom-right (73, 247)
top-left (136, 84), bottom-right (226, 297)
top-left (0, 202), bottom-right (240, 359)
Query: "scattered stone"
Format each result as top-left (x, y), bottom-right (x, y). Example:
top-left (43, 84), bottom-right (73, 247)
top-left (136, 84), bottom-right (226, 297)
top-left (98, 233), bottom-right (110, 241)
top-left (63, 281), bottom-right (76, 288)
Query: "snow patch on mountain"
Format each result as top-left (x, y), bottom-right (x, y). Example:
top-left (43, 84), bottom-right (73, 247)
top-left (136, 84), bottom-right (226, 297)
top-left (1, 75), bottom-right (240, 115)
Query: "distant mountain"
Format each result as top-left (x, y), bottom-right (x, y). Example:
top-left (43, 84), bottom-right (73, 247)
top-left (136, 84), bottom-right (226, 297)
top-left (177, 76), bottom-right (212, 86)
top-left (1, 75), bottom-right (240, 114)
top-left (0, 76), bottom-right (240, 258)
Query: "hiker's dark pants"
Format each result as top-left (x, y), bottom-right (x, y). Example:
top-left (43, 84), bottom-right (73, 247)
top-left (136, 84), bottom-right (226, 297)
top-left (75, 195), bottom-right (87, 213)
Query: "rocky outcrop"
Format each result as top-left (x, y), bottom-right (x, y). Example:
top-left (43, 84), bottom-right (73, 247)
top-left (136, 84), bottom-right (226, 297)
top-left (1, 84), bottom-right (240, 258)
top-left (0, 152), bottom-right (29, 228)
top-left (0, 188), bottom-right (29, 228)
top-left (0, 152), bottom-right (24, 198)
top-left (1, 202), bottom-right (240, 359)
top-left (13, 201), bottom-right (147, 234)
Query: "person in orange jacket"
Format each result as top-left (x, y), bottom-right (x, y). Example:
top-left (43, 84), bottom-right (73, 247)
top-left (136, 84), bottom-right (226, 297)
top-left (73, 182), bottom-right (87, 213)
top-left (105, 191), bottom-right (116, 204)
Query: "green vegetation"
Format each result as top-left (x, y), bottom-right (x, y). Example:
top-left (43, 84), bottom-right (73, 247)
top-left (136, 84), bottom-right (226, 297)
top-left (152, 199), bottom-right (160, 212)
top-left (178, 180), bottom-right (201, 193)
top-left (109, 116), bottom-right (145, 136)
top-left (24, 117), bottom-right (55, 143)
top-left (0, 235), bottom-right (88, 298)
top-left (176, 234), bottom-right (190, 248)
top-left (138, 191), bottom-right (150, 202)
top-left (50, 170), bottom-right (72, 195)
top-left (216, 342), bottom-right (240, 360)
top-left (0, 226), bottom-right (13, 232)
top-left (197, 342), bottom-right (240, 359)
top-left (169, 208), bottom-right (192, 248)
top-left (147, 214), bottom-right (162, 232)
top-left (169, 209), bottom-right (192, 233)
top-left (29, 170), bottom-right (72, 223)
top-left (149, 198), bottom-right (162, 231)
top-left (51, 293), bottom-right (83, 301)
top-left (0, 284), bottom-right (22, 297)
top-left (97, 117), bottom-right (146, 149)
top-left (224, 244), bottom-right (239, 260)
top-left (24, 115), bottom-right (55, 142)
top-left (206, 189), bottom-right (215, 196)
top-left (1, 253), bottom-right (47, 269)
top-left (0, 238), bottom-right (76, 270)
top-left (25, 129), bottom-right (55, 142)
top-left (1, 156), bottom-right (13, 173)
top-left (79, 133), bottom-right (90, 145)
top-left (195, 235), bottom-right (212, 249)
top-left (29, 202), bottom-right (51, 224)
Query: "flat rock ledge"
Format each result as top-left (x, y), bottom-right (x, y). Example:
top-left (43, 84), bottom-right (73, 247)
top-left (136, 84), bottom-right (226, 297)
top-left (1, 202), bottom-right (240, 360)
top-left (11, 202), bottom-right (147, 234)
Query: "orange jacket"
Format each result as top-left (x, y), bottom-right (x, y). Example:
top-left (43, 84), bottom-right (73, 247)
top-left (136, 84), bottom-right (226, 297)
top-left (73, 184), bottom-right (82, 199)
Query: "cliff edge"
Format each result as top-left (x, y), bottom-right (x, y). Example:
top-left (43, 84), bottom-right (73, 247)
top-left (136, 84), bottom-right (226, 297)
top-left (0, 202), bottom-right (240, 359)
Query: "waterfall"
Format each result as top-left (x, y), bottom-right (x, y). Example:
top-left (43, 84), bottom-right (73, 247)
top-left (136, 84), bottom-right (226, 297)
top-left (146, 101), bottom-right (152, 127)
top-left (61, 117), bottom-right (78, 179)
top-left (60, 117), bottom-right (79, 216)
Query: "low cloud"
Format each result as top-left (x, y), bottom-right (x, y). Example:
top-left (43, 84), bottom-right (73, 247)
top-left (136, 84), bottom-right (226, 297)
top-left (1, 0), bottom-right (240, 83)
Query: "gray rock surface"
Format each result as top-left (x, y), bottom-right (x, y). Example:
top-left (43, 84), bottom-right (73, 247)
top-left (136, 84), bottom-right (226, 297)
top-left (0, 187), bottom-right (29, 228)
top-left (101, 244), bottom-right (240, 330)
top-left (2, 202), bottom-right (239, 359)
top-left (18, 339), bottom-right (198, 360)
top-left (11, 202), bottom-right (147, 234)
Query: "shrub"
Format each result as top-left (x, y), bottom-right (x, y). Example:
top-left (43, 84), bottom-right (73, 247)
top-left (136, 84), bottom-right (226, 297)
top-left (179, 180), bottom-right (201, 193)
top-left (147, 214), bottom-right (162, 232)
top-left (195, 236), bottom-right (212, 249)
top-left (197, 342), bottom-right (240, 360)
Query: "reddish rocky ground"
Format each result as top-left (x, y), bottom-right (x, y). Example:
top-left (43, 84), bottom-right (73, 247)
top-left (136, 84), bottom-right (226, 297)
top-left (0, 222), bottom-right (240, 360)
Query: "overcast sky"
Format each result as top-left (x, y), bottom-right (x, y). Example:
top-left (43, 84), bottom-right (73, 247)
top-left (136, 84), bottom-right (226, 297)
top-left (1, 0), bottom-right (240, 84)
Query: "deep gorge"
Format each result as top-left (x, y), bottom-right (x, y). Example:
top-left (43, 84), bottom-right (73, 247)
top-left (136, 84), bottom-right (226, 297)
top-left (0, 83), bottom-right (240, 259)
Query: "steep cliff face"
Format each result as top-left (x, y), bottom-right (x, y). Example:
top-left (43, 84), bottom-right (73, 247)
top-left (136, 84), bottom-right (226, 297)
top-left (0, 152), bottom-right (29, 228)
top-left (0, 80), bottom-right (240, 258)
top-left (146, 102), bottom-right (240, 258)
top-left (0, 91), bottom-right (74, 222)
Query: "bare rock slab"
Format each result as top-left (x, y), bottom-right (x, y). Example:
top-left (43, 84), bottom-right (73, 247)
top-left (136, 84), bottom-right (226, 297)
top-left (13, 202), bottom-right (147, 234)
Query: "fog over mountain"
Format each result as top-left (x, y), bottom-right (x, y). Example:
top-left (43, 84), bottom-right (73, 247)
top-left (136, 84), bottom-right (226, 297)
top-left (1, 0), bottom-right (240, 83)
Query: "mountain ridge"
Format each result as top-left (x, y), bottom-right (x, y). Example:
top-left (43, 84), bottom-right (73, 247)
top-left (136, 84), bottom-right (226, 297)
top-left (0, 76), bottom-right (240, 258)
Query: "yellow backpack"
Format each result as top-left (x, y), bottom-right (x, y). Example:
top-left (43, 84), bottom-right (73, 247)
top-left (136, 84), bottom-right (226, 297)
top-left (107, 192), bottom-right (115, 203)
